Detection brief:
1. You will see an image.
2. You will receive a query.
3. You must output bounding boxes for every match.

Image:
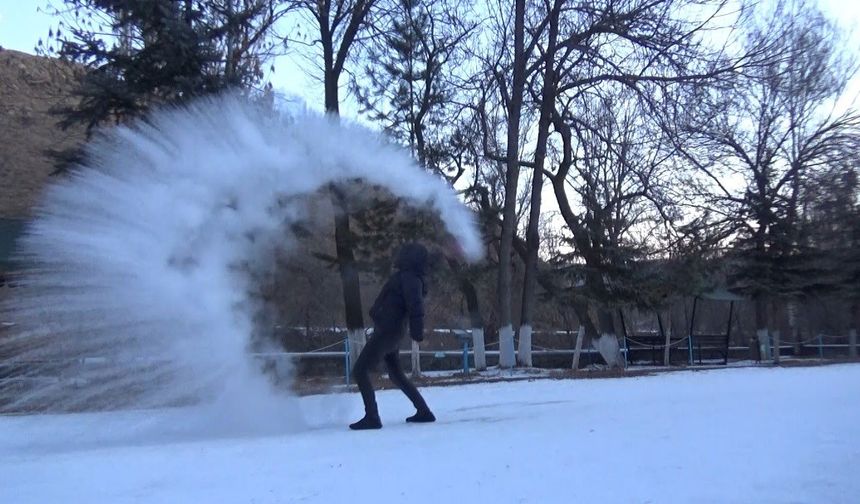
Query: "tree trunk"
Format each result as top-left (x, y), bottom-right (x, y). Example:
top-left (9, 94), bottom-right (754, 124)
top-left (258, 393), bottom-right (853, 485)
top-left (496, 0), bottom-right (527, 369)
top-left (518, 0), bottom-right (559, 368)
top-left (332, 191), bottom-right (365, 356)
top-left (771, 301), bottom-right (781, 364)
top-left (348, 328), bottom-right (365, 374)
top-left (498, 325), bottom-right (516, 368)
top-left (323, 56), bottom-right (340, 115)
top-left (321, 11), bottom-right (364, 355)
top-left (411, 339), bottom-right (421, 377)
top-left (850, 301), bottom-right (859, 359)
top-left (459, 276), bottom-right (486, 370)
top-left (224, 0), bottom-right (237, 85)
top-left (570, 298), bottom-right (597, 371)
top-left (788, 301), bottom-right (801, 357)
top-left (517, 325), bottom-right (533, 367)
top-left (659, 310), bottom-right (672, 366)
top-left (571, 298), bottom-right (599, 343)
top-left (572, 325), bottom-right (585, 371)
top-left (472, 327), bottom-right (487, 370)
top-left (593, 308), bottom-right (623, 368)
top-left (850, 329), bottom-right (858, 360)
top-left (772, 329), bottom-right (781, 364)
top-left (755, 295), bottom-right (771, 362)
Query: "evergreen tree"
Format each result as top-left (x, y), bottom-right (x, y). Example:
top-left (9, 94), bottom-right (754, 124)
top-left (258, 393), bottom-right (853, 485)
top-left (41, 0), bottom-right (285, 135)
top-left (352, 0), bottom-right (473, 178)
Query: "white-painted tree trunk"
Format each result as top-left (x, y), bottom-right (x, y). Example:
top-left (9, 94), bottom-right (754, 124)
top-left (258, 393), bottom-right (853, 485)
top-left (852, 303), bottom-right (860, 359)
top-left (663, 325), bottom-right (672, 367)
top-left (593, 333), bottom-right (623, 368)
top-left (472, 327), bottom-right (486, 370)
top-left (499, 325), bottom-right (516, 368)
top-left (849, 329), bottom-right (857, 359)
top-left (347, 328), bottom-right (366, 376)
top-left (772, 329), bottom-right (781, 364)
top-left (411, 339), bottom-right (421, 377)
top-left (788, 302), bottom-right (800, 356)
top-left (273, 354), bottom-right (293, 384)
top-left (756, 328), bottom-right (771, 362)
top-left (517, 324), bottom-right (533, 367)
top-left (572, 326), bottom-right (585, 371)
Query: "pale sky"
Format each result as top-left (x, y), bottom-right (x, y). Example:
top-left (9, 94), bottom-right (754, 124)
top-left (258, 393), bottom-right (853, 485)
top-left (2, 0), bottom-right (858, 246)
top-left (2, 1), bottom-right (859, 113)
top-left (0, 0), bottom-right (339, 114)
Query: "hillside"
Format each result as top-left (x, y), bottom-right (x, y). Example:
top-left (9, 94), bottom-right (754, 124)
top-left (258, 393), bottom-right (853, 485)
top-left (0, 48), bottom-right (85, 219)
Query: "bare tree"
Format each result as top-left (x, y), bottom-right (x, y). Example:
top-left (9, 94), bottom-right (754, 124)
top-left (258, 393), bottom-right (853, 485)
top-left (492, 0), bottom-right (530, 368)
top-left (472, 0), bottom-right (556, 368)
top-left (550, 90), bottom-right (682, 367)
top-left (517, 0), bottom-right (562, 367)
top-left (286, 0), bottom-right (380, 364)
top-left (681, 0), bottom-right (860, 363)
top-left (507, 0), bottom-right (750, 367)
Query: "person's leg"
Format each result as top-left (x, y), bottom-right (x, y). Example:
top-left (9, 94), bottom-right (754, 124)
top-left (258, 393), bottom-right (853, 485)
top-left (350, 336), bottom-right (384, 430)
top-left (383, 350), bottom-right (435, 422)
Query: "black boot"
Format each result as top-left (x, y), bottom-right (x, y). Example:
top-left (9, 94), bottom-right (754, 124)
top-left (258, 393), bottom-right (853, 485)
top-left (349, 414), bottom-right (382, 430)
top-left (406, 408), bottom-right (435, 423)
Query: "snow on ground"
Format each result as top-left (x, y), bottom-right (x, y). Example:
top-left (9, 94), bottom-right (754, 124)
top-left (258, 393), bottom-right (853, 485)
top-left (2, 364), bottom-right (859, 504)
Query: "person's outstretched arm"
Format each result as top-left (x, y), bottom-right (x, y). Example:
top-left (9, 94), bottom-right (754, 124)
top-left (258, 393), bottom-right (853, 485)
top-left (401, 272), bottom-right (425, 342)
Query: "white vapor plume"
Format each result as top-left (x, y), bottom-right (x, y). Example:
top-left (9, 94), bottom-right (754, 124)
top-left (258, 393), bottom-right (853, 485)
top-left (0, 94), bottom-right (482, 429)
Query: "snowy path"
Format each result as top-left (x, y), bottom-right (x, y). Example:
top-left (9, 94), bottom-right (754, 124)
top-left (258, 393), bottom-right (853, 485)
top-left (2, 365), bottom-right (858, 503)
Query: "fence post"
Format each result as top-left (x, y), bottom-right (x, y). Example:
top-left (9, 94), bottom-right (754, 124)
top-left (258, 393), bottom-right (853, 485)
top-left (817, 333), bottom-right (824, 359)
top-left (850, 329), bottom-right (858, 359)
top-left (772, 329), bottom-right (781, 365)
top-left (724, 301), bottom-right (734, 365)
top-left (572, 326), bottom-right (585, 371)
top-left (657, 311), bottom-right (670, 367)
top-left (688, 297), bottom-right (698, 366)
top-left (618, 309), bottom-right (630, 368)
top-left (411, 339), bottom-right (422, 377)
top-left (344, 336), bottom-right (351, 386)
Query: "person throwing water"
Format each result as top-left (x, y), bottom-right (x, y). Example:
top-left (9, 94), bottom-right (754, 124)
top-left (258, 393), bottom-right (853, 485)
top-left (349, 243), bottom-right (436, 430)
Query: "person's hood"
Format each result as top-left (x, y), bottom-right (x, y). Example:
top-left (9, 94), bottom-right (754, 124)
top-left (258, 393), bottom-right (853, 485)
top-left (394, 243), bottom-right (428, 276)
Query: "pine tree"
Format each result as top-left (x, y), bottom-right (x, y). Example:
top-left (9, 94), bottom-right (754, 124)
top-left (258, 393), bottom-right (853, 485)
top-left (42, 0), bottom-right (284, 135)
top-left (352, 0), bottom-right (472, 176)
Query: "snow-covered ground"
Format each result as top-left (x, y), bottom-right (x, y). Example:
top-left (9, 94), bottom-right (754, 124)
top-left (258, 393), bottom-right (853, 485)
top-left (2, 364), bottom-right (858, 503)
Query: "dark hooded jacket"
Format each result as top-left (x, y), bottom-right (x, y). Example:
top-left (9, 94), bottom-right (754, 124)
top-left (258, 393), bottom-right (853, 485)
top-left (369, 243), bottom-right (428, 342)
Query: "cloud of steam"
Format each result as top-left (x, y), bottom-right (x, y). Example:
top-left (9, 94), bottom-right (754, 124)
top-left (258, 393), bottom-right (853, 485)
top-left (0, 94), bottom-right (482, 428)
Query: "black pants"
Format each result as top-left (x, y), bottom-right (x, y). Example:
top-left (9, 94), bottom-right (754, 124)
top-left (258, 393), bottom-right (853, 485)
top-left (352, 332), bottom-right (428, 417)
